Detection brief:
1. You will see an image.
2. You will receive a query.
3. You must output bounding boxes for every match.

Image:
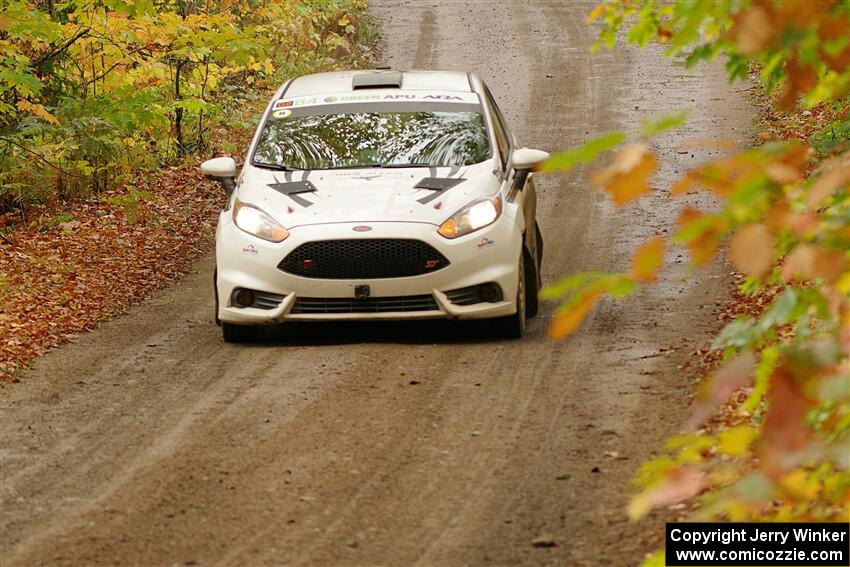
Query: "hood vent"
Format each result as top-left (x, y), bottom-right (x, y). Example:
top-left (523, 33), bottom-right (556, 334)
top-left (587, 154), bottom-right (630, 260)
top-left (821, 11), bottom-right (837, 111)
top-left (352, 71), bottom-right (402, 90)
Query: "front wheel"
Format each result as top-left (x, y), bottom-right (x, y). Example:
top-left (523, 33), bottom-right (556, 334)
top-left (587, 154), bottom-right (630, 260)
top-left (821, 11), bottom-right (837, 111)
top-left (524, 246), bottom-right (540, 319)
top-left (213, 269), bottom-right (221, 326)
top-left (494, 254), bottom-right (527, 339)
top-left (222, 322), bottom-right (259, 343)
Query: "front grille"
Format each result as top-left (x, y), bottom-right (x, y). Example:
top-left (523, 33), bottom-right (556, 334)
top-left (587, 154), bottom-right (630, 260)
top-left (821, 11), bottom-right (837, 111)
top-left (279, 239), bottom-right (449, 279)
top-left (291, 294), bottom-right (439, 314)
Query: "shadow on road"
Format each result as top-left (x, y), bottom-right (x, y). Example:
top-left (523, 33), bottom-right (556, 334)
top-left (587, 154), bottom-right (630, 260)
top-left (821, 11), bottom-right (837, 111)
top-left (245, 318), bottom-right (527, 346)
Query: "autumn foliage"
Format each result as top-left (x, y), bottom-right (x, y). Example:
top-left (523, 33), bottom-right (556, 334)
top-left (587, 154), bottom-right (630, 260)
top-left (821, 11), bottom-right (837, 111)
top-left (545, 0), bottom-right (850, 561)
top-left (0, 0), bottom-right (369, 212)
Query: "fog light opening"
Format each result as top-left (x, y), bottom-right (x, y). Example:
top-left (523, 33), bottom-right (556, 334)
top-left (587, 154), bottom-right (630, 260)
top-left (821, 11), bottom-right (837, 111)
top-left (478, 283), bottom-right (502, 303)
top-left (234, 288), bottom-right (256, 308)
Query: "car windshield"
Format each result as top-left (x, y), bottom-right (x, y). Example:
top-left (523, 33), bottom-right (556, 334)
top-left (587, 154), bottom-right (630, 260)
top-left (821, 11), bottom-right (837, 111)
top-left (252, 104), bottom-right (490, 170)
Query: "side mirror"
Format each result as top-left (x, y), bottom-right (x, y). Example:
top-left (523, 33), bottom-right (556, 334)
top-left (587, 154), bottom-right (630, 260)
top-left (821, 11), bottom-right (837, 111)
top-left (510, 148), bottom-right (550, 190)
top-left (201, 156), bottom-right (237, 195)
top-left (511, 148), bottom-right (550, 171)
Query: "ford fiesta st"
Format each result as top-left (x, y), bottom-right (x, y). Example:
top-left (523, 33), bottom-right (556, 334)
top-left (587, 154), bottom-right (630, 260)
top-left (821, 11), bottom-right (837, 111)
top-left (201, 69), bottom-right (549, 343)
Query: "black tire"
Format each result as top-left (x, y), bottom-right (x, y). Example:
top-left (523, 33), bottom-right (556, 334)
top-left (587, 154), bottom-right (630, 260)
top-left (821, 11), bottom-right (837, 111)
top-left (222, 322), bottom-right (259, 343)
top-left (495, 254), bottom-right (527, 339)
top-left (213, 269), bottom-right (221, 326)
top-left (524, 246), bottom-right (540, 318)
top-left (535, 221), bottom-right (544, 289)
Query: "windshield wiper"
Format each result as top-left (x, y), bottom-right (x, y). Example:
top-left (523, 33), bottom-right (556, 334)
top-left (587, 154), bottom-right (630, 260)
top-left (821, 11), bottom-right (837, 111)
top-left (379, 162), bottom-right (443, 168)
top-left (252, 162), bottom-right (303, 171)
top-left (320, 163), bottom-right (384, 170)
top-left (321, 162), bottom-right (444, 170)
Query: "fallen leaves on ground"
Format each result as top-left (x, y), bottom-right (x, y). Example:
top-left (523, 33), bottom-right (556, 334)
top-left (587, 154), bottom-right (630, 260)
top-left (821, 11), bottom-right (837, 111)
top-left (0, 167), bottom-right (223, 381)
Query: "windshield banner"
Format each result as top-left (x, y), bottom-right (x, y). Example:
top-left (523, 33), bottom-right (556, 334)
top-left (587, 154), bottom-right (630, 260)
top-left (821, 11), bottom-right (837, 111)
top-left (273, 91), bottom-right (480, 110)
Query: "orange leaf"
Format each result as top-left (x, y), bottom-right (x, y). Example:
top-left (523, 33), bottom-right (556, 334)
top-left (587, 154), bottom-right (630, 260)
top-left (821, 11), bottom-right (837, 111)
top-left (16, 100), bottom-right (60, 125)
top-left (671, 172), bottom-right (697, 196)
top-left (650, 466), bottom-right (706, 505)
top-left (590, 143), bottom-right (657, 207)
top-left (779, 57), bottom-right (818, 109)
top-left (764, 199), bottom-right (792, 232)
top-left (549, 287), bottom-right (603, 341)
top-left (686, 155), bottom-right (756, 198)
top-left (729, 223), bottom-right (775, 279)
top-left (677, 207), bottom-right (726, 266)
top-left (585, 4), bottom-right (604, 25)
top-left (819, 15), bottom-right (850, 72)
top-left (631, 237), bottom-right (665, 283)
top-left (760, 367), bottom-right (813, 476)
top-left (789, 212), bottom-right (818, 238)
top-left (782, 244), bottom-right (817, 282)
top-left (690, 352), bottom-right (756, 427)
top-left (807, 158), bottom-right (850, 209)
top-left (782, 244), bottom-right (848, 283)
top-left (730, 5), bottom-right (777, 56)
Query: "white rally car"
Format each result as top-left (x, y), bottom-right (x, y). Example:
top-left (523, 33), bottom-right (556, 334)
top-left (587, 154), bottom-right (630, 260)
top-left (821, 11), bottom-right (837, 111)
top-left (201, 69), bottom-right (549, 343)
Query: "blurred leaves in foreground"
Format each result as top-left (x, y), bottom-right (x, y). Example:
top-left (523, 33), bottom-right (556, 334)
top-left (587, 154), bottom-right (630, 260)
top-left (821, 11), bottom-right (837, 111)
top-left (543, 0), bottom-right (850, 554)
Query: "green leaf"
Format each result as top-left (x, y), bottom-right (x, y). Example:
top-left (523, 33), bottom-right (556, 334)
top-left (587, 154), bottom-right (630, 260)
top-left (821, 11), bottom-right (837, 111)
top-left (640, 111), bottom-right (687, 138)
top-left (712, 318), bottom-right (757, 350)
top-left (743, 346), bottom-right (778, 411)
top-left (538, 132), bottom-right (626, 173)
top-left (756, 288), bottom-right (798, 333)
top-left (639, 551), bottom-right (666, 567)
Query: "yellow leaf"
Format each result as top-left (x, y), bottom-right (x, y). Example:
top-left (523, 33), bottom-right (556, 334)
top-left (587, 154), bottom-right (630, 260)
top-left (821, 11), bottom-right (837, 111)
top-left (549, 286), bottom-right (603, 340)
top-left (590, 143), bottom-right (658, 207)
top-left (585, 4), bottom-right (605, 25)
top-left (725, 499), bottom-right (751, 522)
top-left (631, 237), bottom-right (665, 283)
top-left (627, 494), bottom-right (650, 521)
top-left (779, 469), bottom-right (821, 500)
top-left (717, 425), bottom-right (758, 457)
top-left (16, 100), bottom-right (60, 125)
top-left (729, 223), bottom-right (775, 279)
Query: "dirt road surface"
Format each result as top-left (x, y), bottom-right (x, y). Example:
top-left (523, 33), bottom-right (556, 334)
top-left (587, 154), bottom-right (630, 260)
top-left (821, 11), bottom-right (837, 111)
top-left (1, 2), bottom-right (752, 565)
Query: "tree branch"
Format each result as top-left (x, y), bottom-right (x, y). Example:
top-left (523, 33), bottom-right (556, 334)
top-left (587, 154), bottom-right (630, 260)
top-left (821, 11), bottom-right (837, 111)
top-left (34, 27), bottom-right (91, 68)
top-left (0, 137), bottom-right (86, 179)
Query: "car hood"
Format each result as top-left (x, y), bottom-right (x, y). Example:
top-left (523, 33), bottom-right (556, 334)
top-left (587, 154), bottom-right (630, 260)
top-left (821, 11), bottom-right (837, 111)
top-left (234, 161), bottom-right (500, 228)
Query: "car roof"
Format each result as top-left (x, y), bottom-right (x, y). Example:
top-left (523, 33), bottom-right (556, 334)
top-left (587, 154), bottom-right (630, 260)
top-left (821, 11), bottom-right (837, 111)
top-left (282, 69), bottom-right (475, 98)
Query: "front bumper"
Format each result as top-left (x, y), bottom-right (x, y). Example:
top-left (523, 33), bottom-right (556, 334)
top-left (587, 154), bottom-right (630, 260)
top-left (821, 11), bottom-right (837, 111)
top-left (216, 215), bottom-right (522, 324)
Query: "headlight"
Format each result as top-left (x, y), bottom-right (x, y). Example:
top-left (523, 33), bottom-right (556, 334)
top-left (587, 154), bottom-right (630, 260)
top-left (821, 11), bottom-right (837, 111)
top-left (438, 196), bottom-right (502, 239)
top-left (232, 199), bottom-right (289, 242)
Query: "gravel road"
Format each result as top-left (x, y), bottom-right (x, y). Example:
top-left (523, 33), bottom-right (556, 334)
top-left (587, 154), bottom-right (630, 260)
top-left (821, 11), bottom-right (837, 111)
top-left (0, 1), bottom-right (752, 565)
